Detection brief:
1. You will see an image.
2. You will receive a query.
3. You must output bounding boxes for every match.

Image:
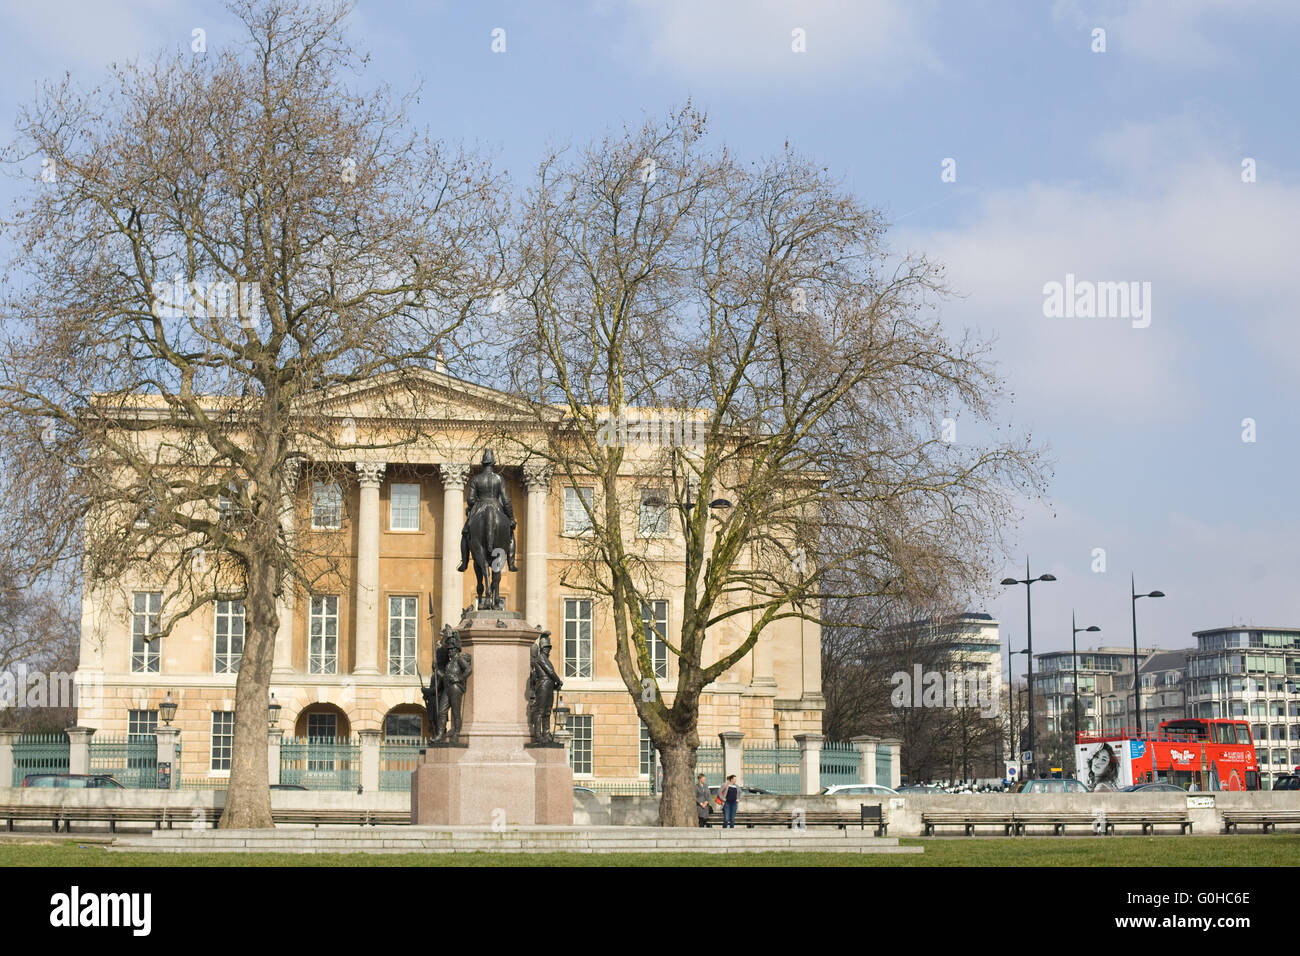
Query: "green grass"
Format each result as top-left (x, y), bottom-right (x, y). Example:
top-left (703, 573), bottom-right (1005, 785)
top-left (0, 834), bottom-right (1297, 866)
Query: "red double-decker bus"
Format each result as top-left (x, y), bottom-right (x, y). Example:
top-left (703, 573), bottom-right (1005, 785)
top-left (1075, 718), bottom-right (1260, 791)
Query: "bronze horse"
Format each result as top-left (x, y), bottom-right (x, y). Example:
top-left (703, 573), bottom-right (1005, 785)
top-left (467, 500), bottom-right (511, 610)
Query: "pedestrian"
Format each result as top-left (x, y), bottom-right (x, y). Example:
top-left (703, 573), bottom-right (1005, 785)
top-left (696, 773), bottom-right (711, 827)
top-left (720, 773), bottom-right (740, 828)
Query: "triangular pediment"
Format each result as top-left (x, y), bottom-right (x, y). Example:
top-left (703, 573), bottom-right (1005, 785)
top-left (307, 367), bottom-right (560, 426)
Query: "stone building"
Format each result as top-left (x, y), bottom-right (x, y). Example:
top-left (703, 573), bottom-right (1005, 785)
top-left (72, 370), bottom-right (823, 787)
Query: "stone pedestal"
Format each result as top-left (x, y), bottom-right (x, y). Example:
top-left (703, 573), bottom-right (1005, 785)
top-left (412, 610), bottom-right (573, 825)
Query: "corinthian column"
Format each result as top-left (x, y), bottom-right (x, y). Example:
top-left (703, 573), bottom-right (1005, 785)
top-left (354, 461), bottom-right (386, 675)
top-left (439, 462), bottom-right (471, 629)
top-left (522, 461), bottom-right (553, 627)
top-left (273, 458), bottom-right (302, 675)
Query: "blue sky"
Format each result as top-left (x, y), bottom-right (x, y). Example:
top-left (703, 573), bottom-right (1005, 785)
top-left (2, 0), bottom-right (1297, 657)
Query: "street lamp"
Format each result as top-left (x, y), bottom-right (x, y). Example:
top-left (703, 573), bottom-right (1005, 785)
top-left (1072, 614), bottom-right (1101, 742)
top-left (1001, 559), bottom-right (1056, 779)
top-left (268, 692), bottom-right (282, 729)
top-left (1007, 641), bottom-right (1029, 778)
top-left (1131, 575), bottom-right (1165, 734)
top-left (159, 691), bottom-right (177, 727)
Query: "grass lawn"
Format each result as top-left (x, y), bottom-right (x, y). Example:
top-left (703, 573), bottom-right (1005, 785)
top-left (0, 834), bottom-right (1296, 866)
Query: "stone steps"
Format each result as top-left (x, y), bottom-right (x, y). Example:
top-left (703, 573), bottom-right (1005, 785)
top-left (108, 825), bottom-right (922, 855)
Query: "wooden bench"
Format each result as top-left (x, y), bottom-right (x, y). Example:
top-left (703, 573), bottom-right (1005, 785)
top-left (2, 804), bottom-right (408, 832)
top-left (921, 810), bottom-right (1017, 836)
top-left (731, 804), bottom-right (886, 834)
top-left (1221, 810), bottom-right (1300, 834)
top-left (1098, 810), bottom-right (1192, 835)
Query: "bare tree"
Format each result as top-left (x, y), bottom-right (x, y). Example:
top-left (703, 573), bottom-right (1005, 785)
top-left (0, 0), bottom-right (504, 826)
top-left (484, 107), bottom-right (1043, 825)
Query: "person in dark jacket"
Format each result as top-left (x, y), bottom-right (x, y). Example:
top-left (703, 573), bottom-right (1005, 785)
top-left (720, 774), bottom-right (740, 828)
top-left (695, 773), bottom-right (711, 827)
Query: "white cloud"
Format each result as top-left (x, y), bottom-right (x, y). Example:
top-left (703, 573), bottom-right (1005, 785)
top-left (615, 0), bottom-right (943, 88)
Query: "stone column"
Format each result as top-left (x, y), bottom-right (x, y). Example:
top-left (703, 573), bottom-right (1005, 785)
top-left (795, 732), bottom-right (824, 795)
top-left (879, 736), bottom-right (903, 789)
top-left (851, 734), bottom-right (880, 786)
top-left (719, 730), bottom-right (744, 785)
top-left (154, 727), bottom-right (180, 789)
top-left (0, 731), bottom-right (15, 788)
top-left (748, 630), bottom-right (778, 691)
top-left (359, 729), bottom-right (381, 794)
top-left (439, 463), bottom-right (471, 629)
top-left (354, 461), bottom-right (386, 675)
top-left (267, 727), bottom-right (284, 786)
top-left (274, 459), bottom-right (302, 675)
top-left (522, 462), bottom-right (553, 627)
top-left (66, 726), bottom-right (94, 776)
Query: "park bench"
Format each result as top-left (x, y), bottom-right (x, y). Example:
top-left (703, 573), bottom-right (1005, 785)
top-left (731, 803), bottom-right (887, 835)
top-left (921, 809), bottom-right (1018, 836)
top-left (2, 803), bottom-right (409, 832)
top-left (1221, 809), bottom-right (1300, 834)
top-left (1010, 809), bottom-right (1190, 836)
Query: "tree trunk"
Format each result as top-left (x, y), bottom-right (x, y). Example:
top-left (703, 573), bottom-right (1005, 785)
top-left (218, 560), bottom-right (278, 829)
top-left (656, 736), bottom-right (700, 827)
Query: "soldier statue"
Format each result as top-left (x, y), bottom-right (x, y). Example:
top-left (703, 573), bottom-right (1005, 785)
top-left (525, 631), bottom-right (563, 744)
top-left (456, 449), bottom-right (517, 610)
top-left (426, 625), bottom-right (472, 743)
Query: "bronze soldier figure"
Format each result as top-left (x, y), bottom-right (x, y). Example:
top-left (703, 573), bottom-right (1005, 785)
top-left (526, 631), bottom-right (563, 744)
top-left (430, 626), bottom-right (472, 743)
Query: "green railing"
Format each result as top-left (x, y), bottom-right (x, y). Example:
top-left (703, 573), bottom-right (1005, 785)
top-left (89, 733), bottom-right (159, 788)
top-left (573, 780), bottom-right (653, 795)
top-left (11, 733), bottom-right (70, 785)
top-left (695, 745), bottom-right (723, 779)
top-left (379, 737), bottom-right (430, 791)
top-left (741, 742), bottom-right (801, 794)
top-left (180, 776), bottom-right (227, 790)
top-left (820, 740), bottom-right (860, 788)
top-left (280, 736), bottom-right (360, 790)
top-left (876, 747), bottom-right (894, 788)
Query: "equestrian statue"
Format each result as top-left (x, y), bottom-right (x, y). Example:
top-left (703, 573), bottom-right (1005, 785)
top-left (456, 449), bottom-right (517, 611)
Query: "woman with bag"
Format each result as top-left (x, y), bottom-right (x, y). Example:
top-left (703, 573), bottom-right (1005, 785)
top-left (696, 773), bottom-right (712, 827)
top-left (720, 774), bottom-right (739, 828)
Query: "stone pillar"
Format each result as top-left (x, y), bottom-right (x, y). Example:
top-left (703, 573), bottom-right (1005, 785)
top-left (274, 459), bottom-right (301, 675)
top-left (851, 734), bottom-right (880, 786)
top-left (267, 728), bottom-right (283, 786)
top-left (719, 730), bottom-right (744, 785)
top-left (795, 732), bottom-right (824, 795)
top-left (0, 731), bottom-right (15, 788)
top-left (799, 617), bottom-right (825, 709)
top-left (748, 630), bottom-right (778, 691)
top-left (67, 726), bottom-right (94, 776)
top-left (522, 462), bottom-right (553, 628)
top-left (359, 729), bottom-right (381, 794)
top-left (879, 737), bottom-right (903, 789)
top-left (154, 727), bottom-right (180, 789)
top-left (354, 461), bottom-right (386, 675)
top-left (439, 463), bottom-right (471, 629)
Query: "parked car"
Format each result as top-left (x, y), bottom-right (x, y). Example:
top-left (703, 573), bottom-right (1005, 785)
top-left (1119, 783), bottom-right (1186, 793)
top-left (270, 784), bottom-right (308, 791)
top-left (573, 786), bottom-right (596, 795)
top-left (707, 785), bottom-right (772, 797)
top-left (819, 784), bottom-right (898, 796)
top-left (1018, 778), bottom-right (1089, 794)
top-left (22, 773), bottom-right (124, 789)
top-left (1271, 774), bottom-right (1300, 791)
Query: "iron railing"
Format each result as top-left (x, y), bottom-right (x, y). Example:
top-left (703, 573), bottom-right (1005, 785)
top-left (741, 741), bottom-right (801, 793)
top-left (11, 733), bottom-right (70, 785)
top-left (379, 736), bottom-right (430, 791)
top-left (280, 736), bottom-right (360, 790)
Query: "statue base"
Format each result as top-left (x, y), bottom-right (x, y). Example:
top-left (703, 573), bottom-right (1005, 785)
top-left (411, 612), bottom-right (573, 825)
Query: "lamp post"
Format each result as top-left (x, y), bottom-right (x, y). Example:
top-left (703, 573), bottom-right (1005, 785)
top-left (1001, 560), bottom-right (1056, 779)
top-left (1072, 614), bottom-right (1101, 741)
top-left (159, 691), bottom-right (177, 727)
top-left (1131, 575), bottom-right (1165, 734)
top-left (1007, 641), bottom-right (1029, 779)
top-left (268, 692), bottom-right (282, 729)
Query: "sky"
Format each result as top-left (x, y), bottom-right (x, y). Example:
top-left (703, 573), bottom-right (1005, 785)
top-left (1, 0), bottom-right (1297, 659)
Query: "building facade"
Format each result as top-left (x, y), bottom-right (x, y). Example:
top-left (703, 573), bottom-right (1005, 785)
top-left (73, 372), bottom-right (823, 787)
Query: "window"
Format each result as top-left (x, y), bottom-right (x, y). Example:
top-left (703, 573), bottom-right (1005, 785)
top-left (385, 713), bottom-right (424, 739)
top-left (131, 591), bottom-right (162, 673)
top-left (639, 489), bottom-right (670, 537)
top-left (218, 481), bottom-right (248, 525)
top-left (307, 712), bottom-right (337, 772)
top-left (641, 600), bottom-right (669, 678)
top-left (214, 599), bottom-right (245, 674)
top-left (569, 714), bottom-right (592, 775)
top-left (128, 710), bottom-right (158, 738)
top-left (639, 723), bottom-right (653, 777)
top-left (311, 481), bottom-right (342, 529)
top-left (210, 711), bottom-right (235, 771)
top-left (310, 595), bottom-right (339, 674)
top-left (564, 598), bottom-right (592, 678)
top-left (388, 595), bottom-right (418, 676)
top-left (564, 487), bottom-right (593, 535)
top-left (390, 483), bottom-right (420, 531)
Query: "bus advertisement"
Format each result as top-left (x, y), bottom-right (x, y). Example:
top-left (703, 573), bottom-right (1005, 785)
top-left (1074, 718), bottom-right (1260, 791)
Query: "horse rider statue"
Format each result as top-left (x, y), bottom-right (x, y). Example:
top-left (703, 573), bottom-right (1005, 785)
top-left (456, 449), bottom-right (517, 610)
